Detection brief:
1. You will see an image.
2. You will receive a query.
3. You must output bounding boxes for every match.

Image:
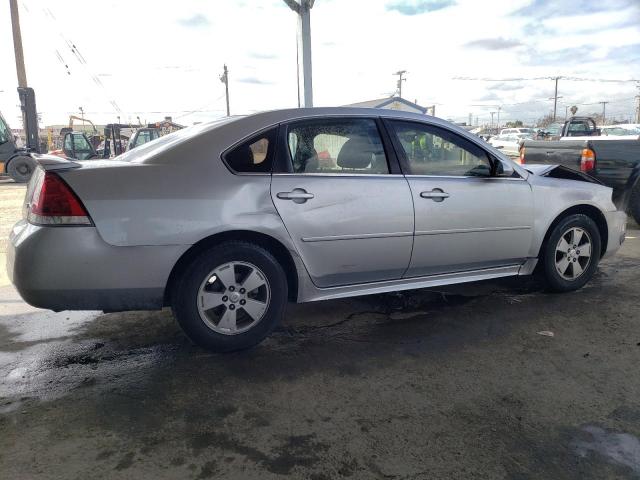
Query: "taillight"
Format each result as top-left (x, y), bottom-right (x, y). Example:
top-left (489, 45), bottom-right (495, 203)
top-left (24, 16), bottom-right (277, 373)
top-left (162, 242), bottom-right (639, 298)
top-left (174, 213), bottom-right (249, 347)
top-left (518, 146), bottom-right (526, 165)
top-left (27, 171), bottom-right (92, 225)
top-left (580, 148), bottom-right (595, 172)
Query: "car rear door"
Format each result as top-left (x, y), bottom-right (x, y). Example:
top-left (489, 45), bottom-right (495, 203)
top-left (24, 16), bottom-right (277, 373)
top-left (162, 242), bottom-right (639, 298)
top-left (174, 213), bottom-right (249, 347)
top-left (384, 119), bottom-right (534, 277)
top-left (270, 117), bottom-right (414, 288)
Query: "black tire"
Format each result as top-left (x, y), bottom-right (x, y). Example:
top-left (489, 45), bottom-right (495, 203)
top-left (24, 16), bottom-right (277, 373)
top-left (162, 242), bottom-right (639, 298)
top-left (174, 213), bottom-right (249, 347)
top-left (630, 184), bottom-right (640, 225)
top-left (542, 214), bottom-right (601, 293)
top-left (7, 155), bottom-right (37, 183)
top-left (171, 242), bottom-right (288, 352)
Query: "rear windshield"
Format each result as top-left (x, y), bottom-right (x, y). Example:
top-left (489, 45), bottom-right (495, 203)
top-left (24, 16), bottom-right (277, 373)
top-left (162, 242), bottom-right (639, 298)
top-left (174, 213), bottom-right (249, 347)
top-left (117, 116), bottom-right (239, 163)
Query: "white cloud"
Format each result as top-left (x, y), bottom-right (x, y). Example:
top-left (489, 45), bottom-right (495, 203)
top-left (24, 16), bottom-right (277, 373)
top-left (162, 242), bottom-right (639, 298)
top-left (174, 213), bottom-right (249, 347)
top-left (0, 0), bottom-right (638, 128)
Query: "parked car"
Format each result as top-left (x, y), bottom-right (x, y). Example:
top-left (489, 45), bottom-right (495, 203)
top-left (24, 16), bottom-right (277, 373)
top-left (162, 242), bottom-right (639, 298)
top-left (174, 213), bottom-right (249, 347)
top-left (536, 123), bottom-right (563, 139)
top-left (499, 127), bottom-right (535, 136)
top-left (8, 108), bottom-right (627, 352)
top-left (599, 124), bottom-right (640, 138)
top-left (536, 117), bottom-right (601, 141)
top-left (488, 133), bottom-right (531, 156)
top-left (521, 134), bottom-right (640, 223)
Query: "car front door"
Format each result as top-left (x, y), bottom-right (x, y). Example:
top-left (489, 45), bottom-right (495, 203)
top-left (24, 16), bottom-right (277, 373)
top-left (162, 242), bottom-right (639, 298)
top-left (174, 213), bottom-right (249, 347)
top-left (385, 119), bottom-right (534, 277)
top-left (271, 117), bottom-right (414, 288)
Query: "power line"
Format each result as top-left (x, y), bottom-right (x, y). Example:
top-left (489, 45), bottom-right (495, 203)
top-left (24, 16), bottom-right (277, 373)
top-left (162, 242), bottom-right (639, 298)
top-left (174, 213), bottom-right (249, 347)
top-left (27, 3), bottom-right (123, 113)
top-left (453, 76), bottom-right (639, 83)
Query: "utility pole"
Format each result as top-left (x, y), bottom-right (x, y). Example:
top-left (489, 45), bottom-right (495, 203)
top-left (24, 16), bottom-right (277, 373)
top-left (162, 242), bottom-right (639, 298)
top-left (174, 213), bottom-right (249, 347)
top-left (284, 0), bottom-right (314, 107)
top-left (10, 0), bottom-right (27, 88)
top-left (636, 83), bottom-right (640, 123)
top-left (393, 70), bottom-right (407, 98)
top-left (220, 64), bottom-right (230, 116)
top-left (599, 101), bottom-right (609, 124)
top-left (10, 0), bottom-right (40, 152)
top-left (490, 112), bottom-right (496, 130)
top-left (549, 76), bottom-right (561, 121)
top-left (496, 105), bottom-right (501, 130)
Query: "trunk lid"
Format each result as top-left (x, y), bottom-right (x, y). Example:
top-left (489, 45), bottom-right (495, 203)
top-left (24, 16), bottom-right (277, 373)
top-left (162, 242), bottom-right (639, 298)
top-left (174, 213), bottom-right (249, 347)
top-left (32, 153), bottom-right (83, 171)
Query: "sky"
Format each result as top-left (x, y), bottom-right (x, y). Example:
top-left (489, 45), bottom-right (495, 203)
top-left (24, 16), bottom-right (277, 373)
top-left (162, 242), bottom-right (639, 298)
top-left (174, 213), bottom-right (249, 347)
top-left (1, 0), bottom-right (639, 128)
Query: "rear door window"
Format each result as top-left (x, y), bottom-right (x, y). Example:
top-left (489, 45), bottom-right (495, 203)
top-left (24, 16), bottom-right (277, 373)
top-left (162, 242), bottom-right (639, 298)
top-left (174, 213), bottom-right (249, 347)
top-left (285, 118), bottom-right (389, 174)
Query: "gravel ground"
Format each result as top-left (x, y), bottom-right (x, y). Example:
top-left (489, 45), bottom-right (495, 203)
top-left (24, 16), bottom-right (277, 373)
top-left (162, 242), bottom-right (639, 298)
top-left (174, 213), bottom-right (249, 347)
top-left (0, 180), bottom-right (25, 286)
top-left (1, 181), bottom-right (640, 479)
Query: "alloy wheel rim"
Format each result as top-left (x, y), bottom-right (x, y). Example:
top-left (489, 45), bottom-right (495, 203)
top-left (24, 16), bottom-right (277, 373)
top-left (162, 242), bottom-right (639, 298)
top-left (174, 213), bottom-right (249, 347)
top-left (554, 227), bottom-right (592, 281)
top-left (197, 261), bottom-right (270, 335)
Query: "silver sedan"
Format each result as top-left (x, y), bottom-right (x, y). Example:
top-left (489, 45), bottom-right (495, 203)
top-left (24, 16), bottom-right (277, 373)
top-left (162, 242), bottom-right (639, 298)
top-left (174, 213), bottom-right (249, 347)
top-left (7, 108), bottom-right (627, 351)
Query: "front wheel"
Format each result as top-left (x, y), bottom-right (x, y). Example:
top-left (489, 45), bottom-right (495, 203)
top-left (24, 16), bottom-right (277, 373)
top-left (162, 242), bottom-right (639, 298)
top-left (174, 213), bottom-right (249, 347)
top-left (629, 183), bottom-right (640, 225)
top-left (171, 242), bottom-right (288, 352)
top-left (542, 214), bottom-right (601, 292)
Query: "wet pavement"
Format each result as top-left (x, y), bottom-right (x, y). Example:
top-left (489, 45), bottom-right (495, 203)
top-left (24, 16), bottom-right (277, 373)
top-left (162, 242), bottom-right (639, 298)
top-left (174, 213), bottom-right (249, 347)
top-left (2, 182), bottom-right (640, 478)
top-left (2, 243), bottom-right (640, 479)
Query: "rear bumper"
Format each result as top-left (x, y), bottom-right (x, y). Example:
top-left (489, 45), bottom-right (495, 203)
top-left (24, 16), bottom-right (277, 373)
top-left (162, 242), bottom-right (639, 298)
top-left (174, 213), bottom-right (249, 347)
top-left (602, 210), bottom-right (627, 259)
top-left (7, 221), bottom-right (188, 311)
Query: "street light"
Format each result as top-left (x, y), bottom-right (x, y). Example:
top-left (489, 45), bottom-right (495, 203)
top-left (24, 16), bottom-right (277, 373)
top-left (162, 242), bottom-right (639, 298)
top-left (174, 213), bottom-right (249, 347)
top-left (283, 0), bottom-right (314, 107)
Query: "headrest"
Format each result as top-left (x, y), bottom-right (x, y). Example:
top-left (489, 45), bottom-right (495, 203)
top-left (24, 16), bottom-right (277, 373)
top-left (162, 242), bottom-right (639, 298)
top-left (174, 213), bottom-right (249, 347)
top-left (337, 137), bottom-right (375, 169)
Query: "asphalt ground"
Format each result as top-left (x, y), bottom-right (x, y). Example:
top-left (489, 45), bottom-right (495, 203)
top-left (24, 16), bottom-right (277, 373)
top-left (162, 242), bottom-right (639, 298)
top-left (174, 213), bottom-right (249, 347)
top-left (1, 180), bottom-right (640, 479)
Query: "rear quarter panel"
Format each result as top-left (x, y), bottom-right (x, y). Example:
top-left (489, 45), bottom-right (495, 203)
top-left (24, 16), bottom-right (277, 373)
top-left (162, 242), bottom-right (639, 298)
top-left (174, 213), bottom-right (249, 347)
top-left (59, 125), bottom-right (294, 252)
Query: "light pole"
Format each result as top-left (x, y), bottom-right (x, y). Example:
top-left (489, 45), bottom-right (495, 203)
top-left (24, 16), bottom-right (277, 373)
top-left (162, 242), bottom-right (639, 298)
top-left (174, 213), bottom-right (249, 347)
top-left (284, 0), bottom-right (314, 107)
top-left (220, 64), bottom-right (230, 116)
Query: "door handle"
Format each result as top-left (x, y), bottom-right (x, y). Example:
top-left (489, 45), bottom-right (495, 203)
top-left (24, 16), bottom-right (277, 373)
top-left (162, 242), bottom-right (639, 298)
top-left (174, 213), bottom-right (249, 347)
top-left (277, 189), bottom-right (314, 203)
top-left (420, 189), bottom-right (449, 202)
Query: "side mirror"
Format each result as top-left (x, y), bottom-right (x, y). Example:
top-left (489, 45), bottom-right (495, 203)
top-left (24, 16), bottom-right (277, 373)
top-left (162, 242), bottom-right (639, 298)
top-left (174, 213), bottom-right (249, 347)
top-left (495, 160), bottom-right (515, 177)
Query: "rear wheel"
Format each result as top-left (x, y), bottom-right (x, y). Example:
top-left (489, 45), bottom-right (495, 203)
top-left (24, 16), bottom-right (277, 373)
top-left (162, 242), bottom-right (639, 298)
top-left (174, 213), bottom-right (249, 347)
top-left (630, 183), bottom-right (640, 225)
top-left (542, 214), bottom-right (601, 292)
top-left (171, 242), bottom-right (287, 352)
top-left (7, 155), bottom-right (36, 183)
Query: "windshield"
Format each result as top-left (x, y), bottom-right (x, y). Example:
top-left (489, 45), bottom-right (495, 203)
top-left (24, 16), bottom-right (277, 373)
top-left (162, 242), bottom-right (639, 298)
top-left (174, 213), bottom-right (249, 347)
top-left (603, 126), bottom-right (640, 136)
top-left (546, 124), bottom-right (562, 135)
top-left (0, 113), bottom-right (10, 145)
top-left (117, 116), bottom-right (239, 163)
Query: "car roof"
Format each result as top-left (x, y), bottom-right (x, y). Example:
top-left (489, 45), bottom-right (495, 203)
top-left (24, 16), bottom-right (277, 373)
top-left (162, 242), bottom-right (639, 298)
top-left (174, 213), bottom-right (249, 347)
top-left (118, 107), bottom-right (527, 176)
top-left (133, 107), bottom-right (480, 153)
